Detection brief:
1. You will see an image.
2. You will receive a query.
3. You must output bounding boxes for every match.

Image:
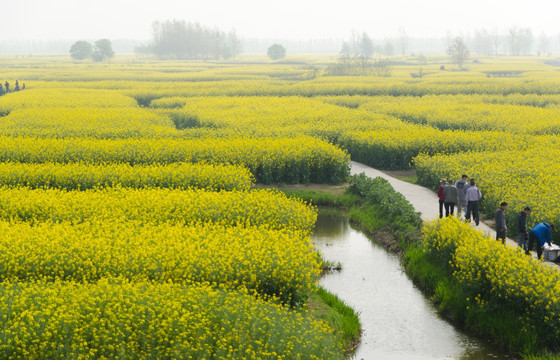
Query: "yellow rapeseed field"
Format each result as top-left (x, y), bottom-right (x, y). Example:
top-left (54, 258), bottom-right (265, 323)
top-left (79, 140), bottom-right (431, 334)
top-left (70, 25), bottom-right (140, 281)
top-left (3, 55), bottom-right (560, 357)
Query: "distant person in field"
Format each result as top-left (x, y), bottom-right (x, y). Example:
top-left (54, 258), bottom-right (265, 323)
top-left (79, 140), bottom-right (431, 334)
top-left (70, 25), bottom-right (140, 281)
top-left (526, 222), bottom-right (554, 260)
top-left (455, 175), bottom-right (468, 217)
top-left (495, 202), bottom-right (508, 244)
top-left (4, 81), bottom-right (9, 93)
top-left (516, 207), bottom-right (531, 250)
top-left (14, 80), bottom-right (20, 91)
top-left (22, 83), bottom-right (25, 90)
top-left (465, 179), bottom-right (482, 225)
top-left (443, 179), bottom-right (458, 217)
top-left (437, 179), bottom-right (447, 218)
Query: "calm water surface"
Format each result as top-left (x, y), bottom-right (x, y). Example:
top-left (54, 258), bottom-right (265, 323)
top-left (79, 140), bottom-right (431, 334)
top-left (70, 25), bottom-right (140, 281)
top-left (312, 214), bottom-right (511, 360)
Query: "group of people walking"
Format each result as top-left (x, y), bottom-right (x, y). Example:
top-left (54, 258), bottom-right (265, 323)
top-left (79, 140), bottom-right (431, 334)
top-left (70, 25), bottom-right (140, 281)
top-left (438, 175), bottom-right (482, 225)
top-left (438, 175), bottom-right (555, 260)
top-left (497, 203), bottom-right (554, 260)
top-left (0, 80), bottom-right (24, 95)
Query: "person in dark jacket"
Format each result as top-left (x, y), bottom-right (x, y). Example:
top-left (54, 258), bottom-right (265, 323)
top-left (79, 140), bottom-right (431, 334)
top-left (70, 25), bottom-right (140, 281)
top-left (516, 207), bottom-right (531, 250)
top-left (495, 202), bottom-right (508, 244)
top-left (526, 222), bottom-right (554, 260)
top-left (437, 179), bottom-right (446, 219)
top-left (443, 179), bottom-right (458, 217)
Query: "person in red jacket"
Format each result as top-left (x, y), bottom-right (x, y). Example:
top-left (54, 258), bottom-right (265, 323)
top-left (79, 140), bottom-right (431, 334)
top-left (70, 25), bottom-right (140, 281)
top-left (438, 179), bottom-right (447, 219)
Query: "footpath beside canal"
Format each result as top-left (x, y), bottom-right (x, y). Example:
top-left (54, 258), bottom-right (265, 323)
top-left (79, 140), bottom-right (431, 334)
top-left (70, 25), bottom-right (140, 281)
top-left (350, 161), bottom-right (553, 265)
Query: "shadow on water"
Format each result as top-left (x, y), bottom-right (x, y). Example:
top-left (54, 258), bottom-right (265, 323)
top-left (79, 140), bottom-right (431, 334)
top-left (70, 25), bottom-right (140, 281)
top-left (312, 213), bottom-right (512, 360)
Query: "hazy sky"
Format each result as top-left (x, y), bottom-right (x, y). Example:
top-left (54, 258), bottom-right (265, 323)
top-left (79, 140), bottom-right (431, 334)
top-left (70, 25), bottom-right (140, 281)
top-left (3, 0), bottom-right (559, 41)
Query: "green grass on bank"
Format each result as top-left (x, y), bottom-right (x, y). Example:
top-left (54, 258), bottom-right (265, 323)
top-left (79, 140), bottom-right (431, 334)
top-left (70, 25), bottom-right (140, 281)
top-left (402, 236), bottom-right (549, 356)
top-left (284, 173), bottom-right (560, 359)
top-left (281, 173), bottom-right (424, 356)
top-left (279, 186), bottom-right (361, 356)
top-left (307, 287), bottom-right (361, 356)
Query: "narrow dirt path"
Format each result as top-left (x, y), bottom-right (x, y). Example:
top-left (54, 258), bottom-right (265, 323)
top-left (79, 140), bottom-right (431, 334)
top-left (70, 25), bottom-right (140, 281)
top-left (350, 161), bottom-right (556, 265)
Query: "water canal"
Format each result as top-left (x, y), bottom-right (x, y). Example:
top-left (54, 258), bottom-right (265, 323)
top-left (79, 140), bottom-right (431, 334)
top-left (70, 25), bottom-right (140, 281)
top-left (312, 213), bottom-right (510, 360)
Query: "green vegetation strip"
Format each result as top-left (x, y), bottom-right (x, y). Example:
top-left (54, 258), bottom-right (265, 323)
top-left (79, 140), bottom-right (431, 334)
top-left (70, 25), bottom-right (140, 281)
top-left (287, 174), bottom-right (560, 358)
top-left (0, 280), bottom-right (345, 360)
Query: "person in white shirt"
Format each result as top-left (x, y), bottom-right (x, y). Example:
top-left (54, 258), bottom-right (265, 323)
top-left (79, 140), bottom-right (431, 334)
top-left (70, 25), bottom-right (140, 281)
top-left (465, 179), bottom-right (482, 226)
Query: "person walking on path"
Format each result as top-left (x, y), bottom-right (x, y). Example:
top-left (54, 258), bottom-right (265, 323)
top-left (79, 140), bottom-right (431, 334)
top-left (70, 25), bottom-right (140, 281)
top-left (516, 207), bottom-right (531, 250)
top-left (465, 179), bottom-right (482, 225)
top-left (455, 175), bottom-right (468, 217)
top-left (437, 179), bottom-right (447, 219)
top-left (495, 202), bottom-right (508, 244)
top-left (526, 222), bottom-right (554, 260)
top-left (443, 179), bottom-right (458, 217)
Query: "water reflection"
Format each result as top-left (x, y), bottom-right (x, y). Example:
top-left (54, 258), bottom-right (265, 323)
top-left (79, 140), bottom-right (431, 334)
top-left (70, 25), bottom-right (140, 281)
top-left (312, 214), bottom-right (510, 360)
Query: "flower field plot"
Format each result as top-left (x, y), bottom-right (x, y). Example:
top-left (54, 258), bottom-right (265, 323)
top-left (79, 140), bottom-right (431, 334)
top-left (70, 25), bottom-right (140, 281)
top-left (2, 55), bottom-right (560, 357)
top-left (0, 187), bottom-right (316, 232)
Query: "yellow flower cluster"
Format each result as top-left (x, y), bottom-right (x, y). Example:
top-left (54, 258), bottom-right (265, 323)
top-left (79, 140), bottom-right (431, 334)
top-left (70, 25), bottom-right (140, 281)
top-left (423, 217), bottom-right (560, 343)
top-left (338, 127), bottom-right (549, 169)
top-left (0, 279), bottom-right (343, 359)
top-left (0, 186), bottom-right (316, 232)
top-left (0, 89), bottom-right (177, 139)
top-left (0, 161), bottom-right (254, 191)
top-left (8, 55), bottom-right (560, 357)
top-left (0, 135), bottom-right (349, 184)
top-left (0, 219), bottom-right (320, 303)
top-left (356, 94), bottom-right (560, 134)
top-left (155, 95), bottom-right (398, 141)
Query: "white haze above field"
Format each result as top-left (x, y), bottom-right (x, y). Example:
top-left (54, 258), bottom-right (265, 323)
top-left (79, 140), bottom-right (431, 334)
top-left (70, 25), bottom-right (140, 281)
top-left (3, 0), bottom-right (559, 41)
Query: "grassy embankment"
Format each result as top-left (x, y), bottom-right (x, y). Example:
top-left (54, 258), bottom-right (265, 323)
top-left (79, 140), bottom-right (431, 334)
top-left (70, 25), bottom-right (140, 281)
top-left (280, 173), bottom-right (422, 356)
top-left (284, 173), bottom-right (560, 359)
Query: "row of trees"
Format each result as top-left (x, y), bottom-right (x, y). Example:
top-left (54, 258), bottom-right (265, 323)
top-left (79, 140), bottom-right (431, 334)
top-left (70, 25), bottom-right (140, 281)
top-left (328, 32), bottom-right (394, 77)
top-left (447, 27), bottom-right (540, 70)
top-left (70, 39), bottom-right (114, 61)
top-left (337, 27), bottom-right (543, 62)
top-left (339, 29), bottom-right (409, 58)
top-left (463, 27), bottom-right (553, 56)
top-left (138, 20), bottom-right (242, 60)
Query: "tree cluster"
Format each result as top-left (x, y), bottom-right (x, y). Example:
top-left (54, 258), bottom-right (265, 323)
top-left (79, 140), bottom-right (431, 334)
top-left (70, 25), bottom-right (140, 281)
top-left (147, 20), bottom-right (241, 60)
top-left (267, 44), bottom-right (286, 60)
top-left (338, 31), bottom-right (399, 59)
top-left (326, 32), bottom-right (393, 77)
top-left (447, 37), bottom-right (470, 70)
top-left (508, 27), bottom-right (534, 56)
top-left (467, 27), bottom-right (536, 56)
top-left (70, 39), bottom-right (114, 61)
top-left (325, 55), bottom-right (392, 77)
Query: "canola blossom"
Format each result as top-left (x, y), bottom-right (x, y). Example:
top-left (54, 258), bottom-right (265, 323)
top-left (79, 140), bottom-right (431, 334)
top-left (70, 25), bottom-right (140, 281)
top-left (423, 217), bottom-right (560, 347)
top-left (356, 94), bottom-right (560, 135)
top-left (0, 186), bottom-right (316, 232)
top-left (0, 136), bottom-right (349, 184)
top-left (5, 55), bottom-right (560, 357)
top-left (155, 95), bottom-right (401, 142)
top-left (0, 280), bottom-right (344, 360)
top-left (0, 88), bottom-right (178, 139)
top-left (0, 220), bottom-right (320, 304)
top-left (0, 161), bottom-right (254, 191)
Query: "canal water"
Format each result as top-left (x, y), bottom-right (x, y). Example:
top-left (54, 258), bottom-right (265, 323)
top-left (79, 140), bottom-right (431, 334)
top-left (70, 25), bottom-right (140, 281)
top-left (312, 214), bottom-right (510, 360)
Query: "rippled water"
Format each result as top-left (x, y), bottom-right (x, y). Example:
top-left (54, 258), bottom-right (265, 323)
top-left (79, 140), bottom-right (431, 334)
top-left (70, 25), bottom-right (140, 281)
top-left (312, 214), bottom-right (510, 360)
